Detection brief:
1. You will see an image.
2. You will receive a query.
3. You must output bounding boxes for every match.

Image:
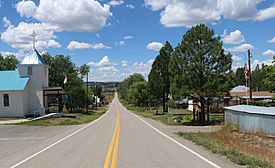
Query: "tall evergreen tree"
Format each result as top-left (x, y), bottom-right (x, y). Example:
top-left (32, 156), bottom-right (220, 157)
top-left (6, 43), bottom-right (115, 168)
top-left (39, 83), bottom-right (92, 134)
top-left (171, 24), bottom-right (232, 123)
top-left (148, 41), bottom-right (173, 113)
top-left (235, 67), bottom-right (246, 86)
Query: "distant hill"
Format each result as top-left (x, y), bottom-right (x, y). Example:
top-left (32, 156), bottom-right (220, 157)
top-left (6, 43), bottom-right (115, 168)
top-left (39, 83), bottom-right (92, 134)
top-left (87, 81), bottom-right (120, 92)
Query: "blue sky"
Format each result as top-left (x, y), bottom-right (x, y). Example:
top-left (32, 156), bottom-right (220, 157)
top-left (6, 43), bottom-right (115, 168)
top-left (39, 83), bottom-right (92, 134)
top-left (0, 0), bottom-right (275, 81)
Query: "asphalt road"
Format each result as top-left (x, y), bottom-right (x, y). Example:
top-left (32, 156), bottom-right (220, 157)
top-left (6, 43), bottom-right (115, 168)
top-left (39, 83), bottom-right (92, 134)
top-left (0, 93), bottom-right (239, 168)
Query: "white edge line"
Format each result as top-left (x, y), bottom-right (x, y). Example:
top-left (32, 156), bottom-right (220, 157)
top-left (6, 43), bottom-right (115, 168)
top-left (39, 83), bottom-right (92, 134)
top-left (123, 104), bottom-right (221, 168)
top-left (10, 109), bottom-right (110, 168)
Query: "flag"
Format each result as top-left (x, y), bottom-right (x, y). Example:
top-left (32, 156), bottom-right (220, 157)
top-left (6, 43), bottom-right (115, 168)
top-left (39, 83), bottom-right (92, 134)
top-left (63, 75), bottom-right (68, 85)
top-left (245, 63), bottom-right (250, 80)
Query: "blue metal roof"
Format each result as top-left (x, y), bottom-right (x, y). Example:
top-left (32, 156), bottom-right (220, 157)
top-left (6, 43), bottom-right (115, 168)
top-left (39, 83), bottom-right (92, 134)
top-left (20, 48), bottom-right (46, 66)
top-left (0, 70), bottom-right (29, 91)
top-left (224, 105), bottom-right (275, 116)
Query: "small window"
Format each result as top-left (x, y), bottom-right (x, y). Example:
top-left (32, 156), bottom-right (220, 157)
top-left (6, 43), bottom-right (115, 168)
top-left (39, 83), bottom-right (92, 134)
top-left (3, 94), bottom-right (9, 107)
top-left (28, 66), bottom-right (32, 76)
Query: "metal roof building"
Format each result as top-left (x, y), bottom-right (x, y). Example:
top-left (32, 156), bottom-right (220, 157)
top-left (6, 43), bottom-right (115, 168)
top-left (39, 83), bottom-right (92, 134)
top-left (0, 70), bottom-right (29, 91)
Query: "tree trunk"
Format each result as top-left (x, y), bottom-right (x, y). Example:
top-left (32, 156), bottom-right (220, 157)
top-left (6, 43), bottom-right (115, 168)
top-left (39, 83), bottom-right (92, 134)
top-left (200, 96), bottom-right (205, 123)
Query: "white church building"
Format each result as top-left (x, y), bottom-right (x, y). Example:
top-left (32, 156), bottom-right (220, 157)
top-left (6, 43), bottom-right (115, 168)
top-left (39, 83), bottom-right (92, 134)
top-left (0, 48), bottom-right (49, 117)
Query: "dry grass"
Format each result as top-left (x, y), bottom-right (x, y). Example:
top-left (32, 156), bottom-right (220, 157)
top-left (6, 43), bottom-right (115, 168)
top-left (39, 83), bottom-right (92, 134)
top-left (178, 125), bottom-right (275, 167)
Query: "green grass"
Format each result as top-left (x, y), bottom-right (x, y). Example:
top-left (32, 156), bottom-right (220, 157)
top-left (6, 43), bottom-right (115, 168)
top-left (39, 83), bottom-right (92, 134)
top-left (177, 128), bottom-right (274, 168)
top-left (19, 107), bottom-right (107, 126)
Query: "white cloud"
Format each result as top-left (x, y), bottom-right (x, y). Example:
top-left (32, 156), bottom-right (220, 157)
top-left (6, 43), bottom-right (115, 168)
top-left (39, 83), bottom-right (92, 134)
top-left (96, 33), bottom-right (100, 38)
top-left (126, 4), bottom-right (135, 9)
top-left (123, 35), bottom-right (133, 40)
top-left (16, 0), bottom-right (37, 18)
top-left (147, 42), bottom-right (164, 51)
top-left (160, 1), bottom-right (220, 27)
top-left (227, 43), bottom-right (254, 53)
top-left (115, 40), bottom-right (125, 46)
top-left (87, 56), bottom-right (110, 67)
top-left (1, 22), bottom-right (58, 51)
top-left (256, 6), bottom-right (275, 21)
top-left (2, 17), bottom-right (12, 28)
top-left (252, 59), bottom-right (274, 69)
top-left (145, 0), bottom-right (275, 27)
top-left (232, 55), bottom-right (242, 62)
top-left (263, 49), bottom-right (275, 57)
top-left (130, 59), bottom-right (155, 77)
top-left (222, 30), bottom-right (245, 44)
top-left (268, 36), bottom-right (275, 43)
top-left (109, 0), bottom-right (124, 6)
top-left (0, 50), bottom-right (25, 60)
top-left (47, 39), bottom-right (61, 48)
top-left (121, 60), bottom-right (128, 67)
top-left (67, 41), bottom-right (110, 50)
top-left (34, 0), bottom-right (112, 32)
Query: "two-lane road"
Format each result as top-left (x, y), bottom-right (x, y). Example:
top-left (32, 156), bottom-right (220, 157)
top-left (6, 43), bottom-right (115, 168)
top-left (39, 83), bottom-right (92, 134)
top-left (1, 93), bottom-right (238, 168)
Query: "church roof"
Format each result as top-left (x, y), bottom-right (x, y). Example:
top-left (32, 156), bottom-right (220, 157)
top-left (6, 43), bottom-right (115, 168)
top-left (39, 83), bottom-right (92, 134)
top-left (20, 48), bottom-right (47, 66)
top-left (0, 70), bottom-right (29, 91)
top-left (230, 85), bottom-right (249, 93)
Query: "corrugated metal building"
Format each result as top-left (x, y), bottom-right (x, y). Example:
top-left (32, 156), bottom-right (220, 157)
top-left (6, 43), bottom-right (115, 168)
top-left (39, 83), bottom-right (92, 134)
top-left (224, 105), bottom-right (275, 135)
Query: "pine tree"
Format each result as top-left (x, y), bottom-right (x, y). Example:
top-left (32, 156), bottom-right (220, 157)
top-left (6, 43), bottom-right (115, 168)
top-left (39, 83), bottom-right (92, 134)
top-left (148, 41), bottom-right (173, 114)
top-left (171, 24), bottom-right (232, 123)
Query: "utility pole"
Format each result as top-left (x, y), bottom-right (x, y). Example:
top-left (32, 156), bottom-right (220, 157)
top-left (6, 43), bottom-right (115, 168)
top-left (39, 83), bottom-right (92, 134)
top-left (248, 50), bottom-right (252, 101)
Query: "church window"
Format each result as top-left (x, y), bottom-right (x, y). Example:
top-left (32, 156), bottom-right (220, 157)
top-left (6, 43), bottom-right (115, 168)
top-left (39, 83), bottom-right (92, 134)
top-left (3, 94), bottom-right (9, 107)
top-left (28, 66), bottom-right (32, 76)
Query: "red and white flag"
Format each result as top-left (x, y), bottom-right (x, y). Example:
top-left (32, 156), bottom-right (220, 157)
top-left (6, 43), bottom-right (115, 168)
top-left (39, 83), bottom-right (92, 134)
top-left (63, 75), bottom-right (68, 85)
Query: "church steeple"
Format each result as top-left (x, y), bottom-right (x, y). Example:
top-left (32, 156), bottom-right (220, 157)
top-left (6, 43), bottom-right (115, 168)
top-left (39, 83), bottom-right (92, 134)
top-left (19, 30), bottom-right (48, 67)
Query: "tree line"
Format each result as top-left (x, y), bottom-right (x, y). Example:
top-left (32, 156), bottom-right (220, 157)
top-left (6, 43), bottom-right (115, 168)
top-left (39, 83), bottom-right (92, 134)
top-left (118, 24), bottom-right (275, 123)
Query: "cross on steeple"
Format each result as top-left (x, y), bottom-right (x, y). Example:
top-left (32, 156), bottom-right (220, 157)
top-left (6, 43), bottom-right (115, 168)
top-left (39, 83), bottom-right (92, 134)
top-left (30, 30), bottom-right (38, 49)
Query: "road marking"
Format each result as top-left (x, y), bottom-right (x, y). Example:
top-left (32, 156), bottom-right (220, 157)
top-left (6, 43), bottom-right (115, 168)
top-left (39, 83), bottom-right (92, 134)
top-left (104, 106), bottom-right (120, 168)
top-left (104, 112), bottom-right (119, 168)
top-left (111, 111), bottom-right (120, 168)
top-left (125, 105), bottom-right (221, 168)
top-left (10, 108), bottom-right (110, 168)
top-left (0, 137), bottom-right (44, 141)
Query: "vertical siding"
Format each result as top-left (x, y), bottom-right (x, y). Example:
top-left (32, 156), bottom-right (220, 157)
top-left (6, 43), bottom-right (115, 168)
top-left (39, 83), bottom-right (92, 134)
top-left (225, 110), bottom-right (275, 135)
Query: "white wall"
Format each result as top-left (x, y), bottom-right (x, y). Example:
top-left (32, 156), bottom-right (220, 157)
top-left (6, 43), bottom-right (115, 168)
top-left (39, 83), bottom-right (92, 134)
top-left (0, 91), bottom-right (24, 117)
top-left (27, 66), bottom-right (49, 115)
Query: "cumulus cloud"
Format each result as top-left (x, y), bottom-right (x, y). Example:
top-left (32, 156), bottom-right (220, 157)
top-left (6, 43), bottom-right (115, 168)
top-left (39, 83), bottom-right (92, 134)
top-left (15, 0), bottom-right (112, 32)
top-left (222, 30), bottom-right (245, 44)
top-left (87, 56), bottom-right (110, 67)
top-left (2, 17), bottom-right (12, 28)
top-left (263, 49), bottom-right (275, 57)
top-left (0, 50), bottom-right (25, 60)
top-left (147, 42), bottom-right (164, 51)
top-left (268, 36), bottom-right (275, 43)
top-left (232, 55), bottom-right (242, 62)
top-left (121, 60), bottom-right (128, 67)
top-left (1, 22), bottom-right (60, 51)
top-left (16, 0), bottom-right (37, 18)
top-left (160, 1), bottom-right (220, 27)
top-left (67, 41), bottom-right (110, 50)
top-left (126, 4), bottom-right (135, 9)
top-left (145, 0), bottom-right (275, 27)
top-left (227, 43), bottom-right (254, 53)
top-left (109, 0), bottom-right (124, 6)
top-left (252, 59), bottom-right (274, 69)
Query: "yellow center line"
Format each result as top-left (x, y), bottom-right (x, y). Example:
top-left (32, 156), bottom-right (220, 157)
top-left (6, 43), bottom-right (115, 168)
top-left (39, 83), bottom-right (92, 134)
top-left (111, 111), bottom-right (120, 168)
top-left (103, 106), bottom-right (121, 168)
